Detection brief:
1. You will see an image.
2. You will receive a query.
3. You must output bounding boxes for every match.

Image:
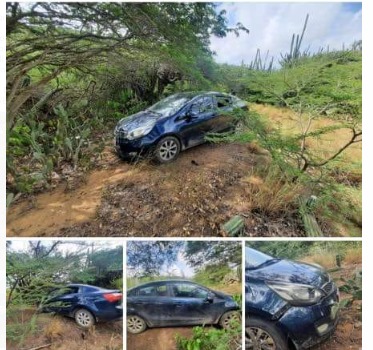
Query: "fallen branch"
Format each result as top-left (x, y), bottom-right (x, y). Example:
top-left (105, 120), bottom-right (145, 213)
top-left (22, 344), bottom-right (52, 350)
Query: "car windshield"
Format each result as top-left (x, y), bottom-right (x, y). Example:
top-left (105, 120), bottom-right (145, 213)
top-left (147, 94), bottom-right (193, 117)
top-left (245, 247), bottom-right (279, 269)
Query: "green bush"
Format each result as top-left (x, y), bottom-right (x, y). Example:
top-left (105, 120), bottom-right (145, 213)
top-left (176, 326), bottom-right (241, 350)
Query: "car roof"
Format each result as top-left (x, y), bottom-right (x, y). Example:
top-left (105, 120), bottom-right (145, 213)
top-left (170, 91), bottom-right (232, 99)
top-left (128, 280), bottom-right (199, 291)
top-left (67, 283), bottom-right (101, 289)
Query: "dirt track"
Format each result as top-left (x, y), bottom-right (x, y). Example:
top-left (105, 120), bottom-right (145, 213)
top-left (7, 143), bottom-right (304, 237)
top-left (127, 327), bottom-right (194, 350)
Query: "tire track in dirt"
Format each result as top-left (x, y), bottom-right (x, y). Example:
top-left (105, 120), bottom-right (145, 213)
top-left (127, 328), bottom-right (194, 350)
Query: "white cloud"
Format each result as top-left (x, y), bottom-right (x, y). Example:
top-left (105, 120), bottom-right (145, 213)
top-left (211, 3), bottom-right (362, 66)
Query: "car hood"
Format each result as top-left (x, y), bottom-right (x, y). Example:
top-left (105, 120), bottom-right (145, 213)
top-left (213, 290), bottom-right (233, 301)
top-left (247, 259), bottom-right (330, 288)
top-left (116, 110), bottom-right (161, 131)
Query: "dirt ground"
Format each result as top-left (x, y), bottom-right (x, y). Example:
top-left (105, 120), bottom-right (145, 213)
top-left (7, 143), bottom-right (304, 237)
top-left (6, 309), bottom-right (122, 350)
top-left (127, 327), bottom-right (194, 350)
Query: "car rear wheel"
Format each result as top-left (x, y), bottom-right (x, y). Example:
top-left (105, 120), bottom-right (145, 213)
top-left (219, 311), bottom-right (242, 329)
top-left (155, 136), bottom-right (180, 163)
top-left (74, 308), bottom-right (95, 329)
top-left (127, 315), bottom-right (147, 334)
top-left (246, 317), bottom-right (288, 350)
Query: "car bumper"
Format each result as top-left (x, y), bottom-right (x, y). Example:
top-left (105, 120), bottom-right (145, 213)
top-left (277, 291), bottom-right (340, 349)
top-left (114, 135), bottom-right (154, 159)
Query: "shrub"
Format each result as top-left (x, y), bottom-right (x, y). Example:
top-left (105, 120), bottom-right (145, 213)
top-left (176, 326), bottom-right (241, 350)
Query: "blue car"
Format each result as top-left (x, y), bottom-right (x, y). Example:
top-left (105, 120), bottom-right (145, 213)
top-left (126, 280), bottom-right (240, 334)
top-left (245, 247), bottom-right (339, 350)
top-left (40, 284), bottom-right (123, 328)
top-left (114, 92), bottom-right (248, 163)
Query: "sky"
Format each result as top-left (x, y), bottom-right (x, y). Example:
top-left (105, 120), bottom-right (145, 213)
top-left (210, 2), bottom-right (362, 66)
top-left (165, 250), bottom-right (195, 278)
top-left (7, 240), bottom-right (120, 255)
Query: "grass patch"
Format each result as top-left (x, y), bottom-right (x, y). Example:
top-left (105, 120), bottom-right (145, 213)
top-left (344, 248), bottom-right (363, 265)
top-left (242, 165), bottom-right (306, 215)
top-left (6, 308), bottom-right (40, 346)
top-left (176, 325), bottom-right (241, 350)
top-left (301, 252), bottom-right (336, 269)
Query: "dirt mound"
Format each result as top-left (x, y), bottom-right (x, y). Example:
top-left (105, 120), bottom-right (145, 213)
top-left (7, 143), bottom-right (304, 237)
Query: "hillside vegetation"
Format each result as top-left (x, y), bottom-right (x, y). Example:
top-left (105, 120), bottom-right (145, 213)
top-left (6, 3), bottom-right (361, 236)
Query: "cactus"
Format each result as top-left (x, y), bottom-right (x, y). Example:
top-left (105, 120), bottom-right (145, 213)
top-left (280, 14), bottom-right (310, 67)
top-left (299, 196), bottom-right (323, 237)
top-left (249, 49), bottom-right (275, 72)
top-left (222, 215), bottom-right (245, 237)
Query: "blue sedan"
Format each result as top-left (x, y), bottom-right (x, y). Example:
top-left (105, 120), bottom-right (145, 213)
top-left (127, 280), bottom-right (240, 333)
top-left (114, 92), bottom-right (248, 163)
top-left (245, 247), bottom-right (339, 349)
top-left (40, 284), bottom-right (123, 328)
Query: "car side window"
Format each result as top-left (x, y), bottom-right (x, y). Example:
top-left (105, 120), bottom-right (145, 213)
top-left (81, 286), bottom-right (97, 293)
top-left (172, 283), bottom-right (209, 299)
top-left (216, 96), bottom-right (232, 109)
top-left (137, 284), bottom-right (168, 297)
top-left (48, 287), bottom-right (78, 298)
top-left (190, 97), bottom-right (214, 115)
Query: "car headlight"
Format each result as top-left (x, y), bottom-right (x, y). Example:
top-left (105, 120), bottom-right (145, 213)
top-left (127, 121), bottom-right (155, 140)
top-left (114, 118), bottom-right (126, 135)
top-left (267, 281), bottom-right (325, 305)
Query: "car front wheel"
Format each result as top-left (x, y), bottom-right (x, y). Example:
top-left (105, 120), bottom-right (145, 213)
top-left (74, 308), bottom-right (95, 329)
top-left (155, 136), bottom-right (180, 163)
top-left (219, 311), bottom-right (241, 329)
top-left (127, 315), bottom-right (147, 334)
top-left (246, 317), bottom-right (288, 350)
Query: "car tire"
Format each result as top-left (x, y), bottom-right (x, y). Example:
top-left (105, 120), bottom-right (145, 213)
top-left (127, 315), bottom-right (147, 334)
top-left (74, 308), bottom-right (96, 329)
top-left (154, 136), bottom-right (181, 163)
top-left (219, 311), bottom-right (241, 329)
top-left (235, 120), bottom-right (245, 133)
top-left (246, 317), bottom-right (288, 350)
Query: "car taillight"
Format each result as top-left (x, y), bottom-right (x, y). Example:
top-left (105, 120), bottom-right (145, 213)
top-left (103, 293), bottom-right (122, 303)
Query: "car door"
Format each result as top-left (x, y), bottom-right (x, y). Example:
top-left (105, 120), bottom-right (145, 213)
top-left (213, 95), bottom-right (235, 132)
top-left (167, 282), bottom-right (219, 326)
top-left (128, 283), bottom-right (175, 327)
top-left (176, 96), bottom-right (217, 149)
top-left (43, 286), bottom-right (80, 315)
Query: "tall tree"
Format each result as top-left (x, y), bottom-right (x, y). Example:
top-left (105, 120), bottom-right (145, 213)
top-left (127, 241), bottom-right (183, 277)
top-left (184, 242), bottom-right (241, 269)
top-left (6, 2), bottom-right (248, 129)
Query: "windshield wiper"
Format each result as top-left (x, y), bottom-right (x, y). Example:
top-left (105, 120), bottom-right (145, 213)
top-left (146, 109), bottom-right (162, 116)
top-left (246, 258), bottom-right (281, 270)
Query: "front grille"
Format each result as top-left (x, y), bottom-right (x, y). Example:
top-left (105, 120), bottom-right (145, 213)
top-left (321, 280), bottom-right (336, 296)
top-left (116, 130), bottom-right (128, 143)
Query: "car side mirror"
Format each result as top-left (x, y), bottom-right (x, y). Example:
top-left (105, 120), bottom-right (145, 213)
top-left (187, 107), bottom-right (199, 119)
top-left (205, 292), bottom-right (215, 303)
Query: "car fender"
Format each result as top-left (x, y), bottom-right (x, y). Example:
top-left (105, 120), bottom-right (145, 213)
top-left (245, 281), bottom-right (290, 321)
top-left (154, 133), bottom-right (184, 150)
